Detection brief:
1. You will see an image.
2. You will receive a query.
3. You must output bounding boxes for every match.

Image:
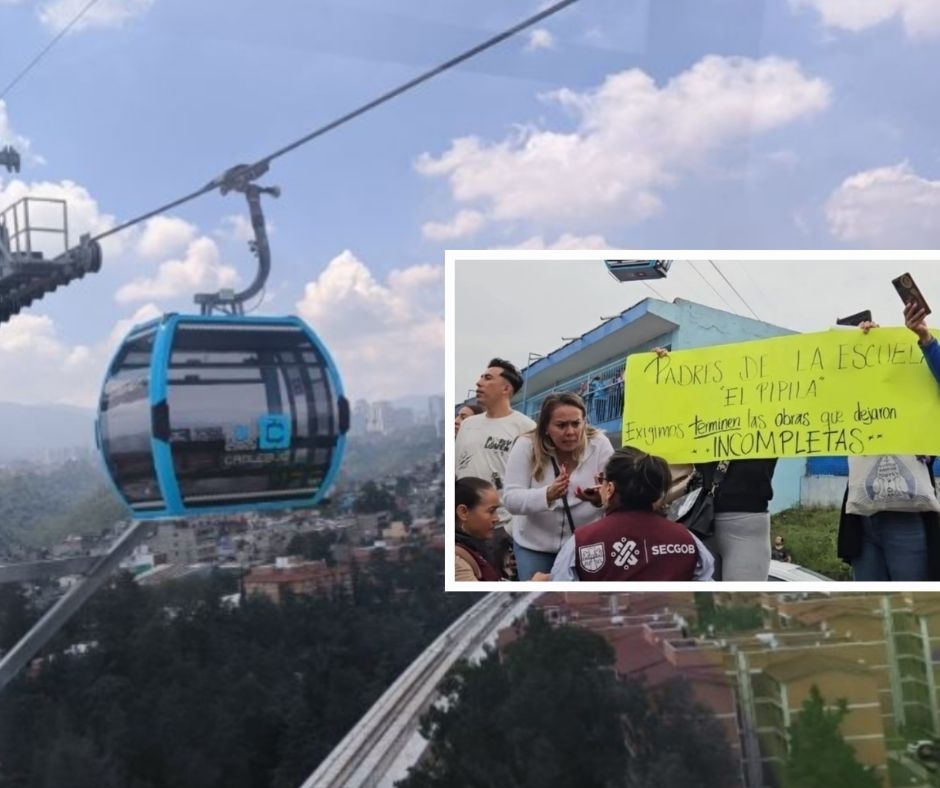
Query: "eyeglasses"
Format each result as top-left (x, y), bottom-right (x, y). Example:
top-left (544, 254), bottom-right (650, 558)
top-left (594, 473), bottom-right (607, 484)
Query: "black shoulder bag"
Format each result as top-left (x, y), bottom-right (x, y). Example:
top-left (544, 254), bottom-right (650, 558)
top-left (668, 461), bottom-right (730, 540)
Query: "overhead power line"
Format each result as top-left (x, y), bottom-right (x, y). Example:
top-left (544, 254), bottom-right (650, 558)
top-left (91, 0), bottom-right (582, 244)
top-left (642, 280), bottom-right (667, 300)
top-left (0, 0), bottom-right (102, 103)
top-left (709, 260), bottom-right (761, 321)
top-left (688, 261), bottom-right (735, 312)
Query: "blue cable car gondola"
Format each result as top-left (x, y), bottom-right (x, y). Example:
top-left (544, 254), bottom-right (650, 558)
top-left (96, 166), bottom-right (349, 519)
top-left (604, 259), bottom-right (672, 282)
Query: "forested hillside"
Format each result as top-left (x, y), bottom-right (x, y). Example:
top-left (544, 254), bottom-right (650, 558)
top-left (0, 550), bottom-right (479, 788)
top-left (0, 459), bottom-right (125, 555)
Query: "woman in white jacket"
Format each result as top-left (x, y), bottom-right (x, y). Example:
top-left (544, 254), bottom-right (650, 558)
top-left (504, 392), bottom-right (614, 579)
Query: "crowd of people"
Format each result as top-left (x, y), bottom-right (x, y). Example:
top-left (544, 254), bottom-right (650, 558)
top-left (454, 298), bottom-right (940, 583)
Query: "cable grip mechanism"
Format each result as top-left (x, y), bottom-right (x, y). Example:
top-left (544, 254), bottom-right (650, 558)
top-left (195, 163), bottom-right (280, 316)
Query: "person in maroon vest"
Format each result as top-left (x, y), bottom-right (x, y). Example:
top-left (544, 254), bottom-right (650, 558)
top-left (544, 447), bottom-right (714, 582)
top-left (455, 477), bottom-right (503, 582)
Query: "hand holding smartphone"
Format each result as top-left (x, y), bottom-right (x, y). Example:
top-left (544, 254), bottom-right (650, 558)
top-left (575, 485), bottom-right (603, 507)
top-left (893, 272), bottom-right (931, 316)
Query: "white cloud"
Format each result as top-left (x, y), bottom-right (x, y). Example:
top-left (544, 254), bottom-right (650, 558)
top-left (511, 233), bottom-right (610, 249)
top-left (135, 216), bottom-right (197, 260)
top-left (526, 29), bottom-right (556, 51)
top-left (216, 214), bottom-right (253, 243)
top-left (421, 209), bottom-right (485, 240)
top-left (0, 303), bottom-right (161, 407)
top-left (789, 0), bottom-right (940, 39)
top-left (416, 56), bottom-right (830, 229)
top-left (115, 236), bottom-right (240, 303)
top-left (38, 0), bottom-right (154, 32)
top-left (214, 213), bottom-right (274, 244)
top-left (296, 251), bottom-right (442, 399)
top-left (825, 162), bottom-right (940, 246)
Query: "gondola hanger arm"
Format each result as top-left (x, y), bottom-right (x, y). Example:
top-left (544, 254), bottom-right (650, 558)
top-left (195, 164), bottom-right (279, 315)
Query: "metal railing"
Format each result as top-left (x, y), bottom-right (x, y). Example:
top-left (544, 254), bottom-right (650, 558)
top-left (0, 196), bottom-right (69, 260)
top-left (521, 357), bottom-right (626, 426)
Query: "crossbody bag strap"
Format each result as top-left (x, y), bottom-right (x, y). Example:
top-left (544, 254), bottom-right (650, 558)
top-left (550, 456), bottom-right (577, 533)
top-left (709, 460), bottom-right (731, 495)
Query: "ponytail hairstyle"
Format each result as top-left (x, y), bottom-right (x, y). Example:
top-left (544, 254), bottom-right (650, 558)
top-left (604, 447), bottom-right (671, 512)
top-left (456, 477), bottom-right (495, 523)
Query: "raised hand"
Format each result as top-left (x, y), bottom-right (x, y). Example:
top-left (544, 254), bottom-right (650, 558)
top-left (904, 301), bottom-right (932, 345)
top-left (574, 485), bottom-right (603, 507)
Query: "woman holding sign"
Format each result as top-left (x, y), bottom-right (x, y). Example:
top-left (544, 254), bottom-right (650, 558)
top-left (650, 348), bottom-right (778, 581)
top-left (503, 392), bottom-right (614, 580)
top-left (836, 318), bottom-right (940, 581)
top-left (696, 459), bottom-right (778, 580)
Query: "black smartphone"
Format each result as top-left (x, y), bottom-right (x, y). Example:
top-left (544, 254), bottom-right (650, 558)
top-left (836, 310), bottom-right (872, 327)
top-left (892, 272), bottom-right (931, 316)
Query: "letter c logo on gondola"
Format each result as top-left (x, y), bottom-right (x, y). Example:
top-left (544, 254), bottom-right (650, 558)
top-left (259, 414), bottom-right (291, 450)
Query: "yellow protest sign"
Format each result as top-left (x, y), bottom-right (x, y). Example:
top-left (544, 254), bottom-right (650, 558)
top-left (623, 328), bottom-right (940, 463)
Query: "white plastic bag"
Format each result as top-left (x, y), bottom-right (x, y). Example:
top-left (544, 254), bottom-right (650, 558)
top-left (846, 455), bottom-right (940, 516)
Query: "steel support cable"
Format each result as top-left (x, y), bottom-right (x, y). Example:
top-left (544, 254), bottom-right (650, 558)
top-left (90, 0), bottom-right (581, 245)
top-left (0, 0), bottom-right (103, 102)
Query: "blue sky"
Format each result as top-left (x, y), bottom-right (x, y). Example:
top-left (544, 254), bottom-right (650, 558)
top-left (1, 0), bottom-right (939, 409)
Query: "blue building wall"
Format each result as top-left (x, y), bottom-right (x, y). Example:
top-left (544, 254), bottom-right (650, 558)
top-left (514, 298), bottom-right (805, 514)
top-left (807, 456), bottom-right (940, 476)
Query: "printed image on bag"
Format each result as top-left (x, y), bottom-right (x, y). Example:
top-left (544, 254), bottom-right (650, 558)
top-left (846, 455), bottom-right (940, 516)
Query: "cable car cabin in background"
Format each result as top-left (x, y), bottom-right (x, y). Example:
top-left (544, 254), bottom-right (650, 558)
top-left (97, 314), bottom-right (349, 519)
top-left (604, 259), bottom-right (672, 282)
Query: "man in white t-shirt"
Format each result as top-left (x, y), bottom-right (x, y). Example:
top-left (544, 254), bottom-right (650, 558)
top-left (456, 358), bottom-right (536, 531)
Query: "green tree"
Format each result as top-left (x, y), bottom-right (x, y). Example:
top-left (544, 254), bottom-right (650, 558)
top-left (398, 610), bottom-right (734, 788)
top-left (391, 508), bottom-right (414, 527)
top-left (354, 480), bottom-right (395, 513)
top-left (0, 545), bottom-right (477, 788)
top-left (0, 584), bottom-right (34, 651)
top-left (782, 685), bottom-right (881, 788)
top-left (286, 531), bottom-right (338, 564)
top-left (619, 678), bottom-right (736, 788)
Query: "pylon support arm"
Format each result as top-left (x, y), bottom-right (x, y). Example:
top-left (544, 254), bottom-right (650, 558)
top-left (0, 520), bottom-right (151, 693)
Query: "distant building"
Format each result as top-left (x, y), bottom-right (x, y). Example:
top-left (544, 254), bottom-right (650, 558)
top-left (383, 406), bottom-right (415, 433)
top-left (244, 557), bottom-right (353, 603)
top-left (372, 401), bottom-right (392, 433)
top-left (753, 655), bottom-right (885, 782)
top-left (120, 544), bottom-right (156, 575)
top-left (51, 534), bottom-right (85, 560)
top-left (149, 521), bottom-right (217, 565)
top-left (380, 521), bottom-right (409, 543)
top-left (500, 591), bottom-right (939, 788)
top-left (428, 395), bottom-right (445, 437)
top-left (352, 399), bottom-right (371, 436)
top-left (351, 542), bottom-right (403, 564)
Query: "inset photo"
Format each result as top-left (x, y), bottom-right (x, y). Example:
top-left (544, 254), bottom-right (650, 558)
top-left (446, 253), bottom-right (940, 590)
